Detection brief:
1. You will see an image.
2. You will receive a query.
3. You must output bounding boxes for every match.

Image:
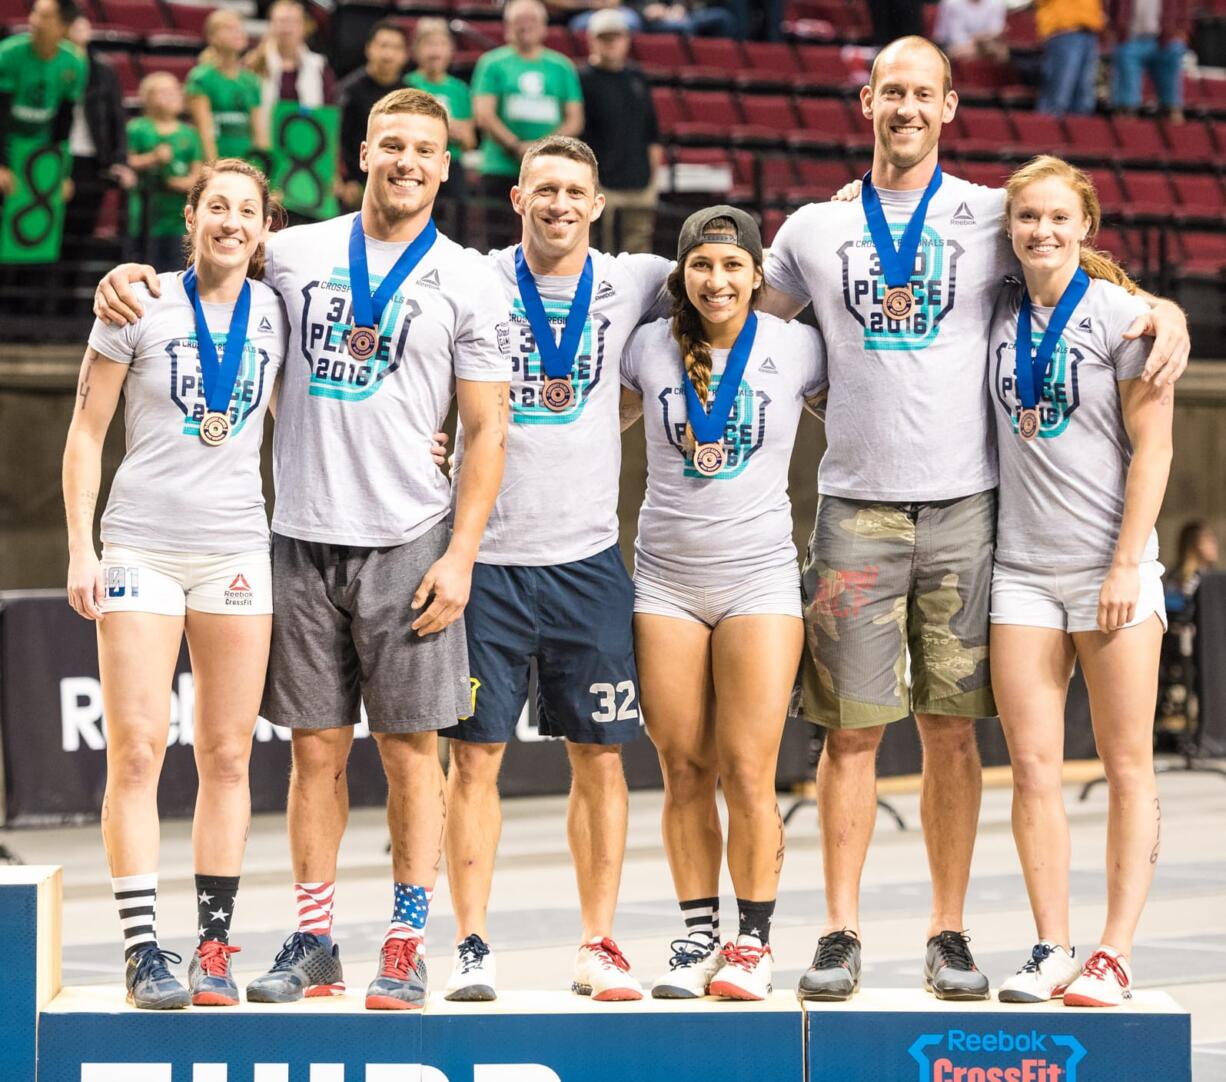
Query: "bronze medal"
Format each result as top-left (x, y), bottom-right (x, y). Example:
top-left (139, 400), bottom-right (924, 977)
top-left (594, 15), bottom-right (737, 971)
top-left (542, 376), bottom-right (575, 413)
top-left (882, 285), bottom-right (914, 321)
top-left (693, 443), bottom-right (727, 477)
top-left (1018, 407), bottom-right (1040, 442)
top-left (200, 411), bottom-right (231, 447)
top-left (348, 326), bottom-right (378, 362)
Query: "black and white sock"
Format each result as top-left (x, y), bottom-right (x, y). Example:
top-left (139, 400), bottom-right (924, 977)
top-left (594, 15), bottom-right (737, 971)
top-left (736, 897), bottom-right (776, 946)
top-left (196, 874), bottom-right (240, 945)
top-left (112, 873), bottom-right (158, 959)
top-left (680, 896), bottom-right (720, 943)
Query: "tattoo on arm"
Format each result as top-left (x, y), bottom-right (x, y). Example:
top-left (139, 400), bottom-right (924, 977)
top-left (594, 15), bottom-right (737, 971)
top-left (77, 356), bottom-right (94, 411)
top-left (1149, 797), bottom-right (1161, 865)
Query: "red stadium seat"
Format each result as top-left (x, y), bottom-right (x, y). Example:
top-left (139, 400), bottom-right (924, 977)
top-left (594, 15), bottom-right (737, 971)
top-left (790, 157), bottom-right (852, 201)
top-left (650, 86), bottom-right (683, 138)
top-left (684, 36), bottom-right (747, 84)
top-left (737, 42), bottom-right (802, 90)
top-left (1087, 168), bottom-right (1125, 215)
top-left (96, 0), bottom-right (168, 31)
top-left (955, 160), bottom-right (1009, 188)
top-left (675, 89), bottom-right (740, 142)
top-left (762, 207), bottom-right (787, 245)
top-left (789, 96), bottom-right (868, 150)
top-left (1093, 227), bottom-right (1131, 265)
top-left (1111, 115), bottom-right (1167, 164)
top-left (951, 105), bottom-right (1018, 155)
top-left (1163, 119), bottom-right (1217, 166)
top-left (1177, 231), bottom-right (1226, 277)
top-left (1120, 170), bottom-right (1174, 217)
top-left (544, 26), bottom-right (579, 58)
top-left (729, 151), bottom-right (796, 200)
top-left (139, 52), bottom-right (197, 86)
top-left (1005, 7), bottom-right (1038, 48)
top-left (632, 32), bottom-right (690, 77)
top-left (793, 43), bottom-right (851, 90)
top-left (1062, 114), bottom-right (1118, 160)
top-left (1008, 111), bottom-right (1068, 156)
top-left (97, 50), bottom-right (140, 100)
top-left (734, 94), bottom-right (799, 145)
top-left (1171, 172), bottom-right (1224, 219)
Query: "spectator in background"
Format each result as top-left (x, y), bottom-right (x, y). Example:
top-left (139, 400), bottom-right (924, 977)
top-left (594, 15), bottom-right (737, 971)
top-left (245, 0), bottom-right (336, 114)
top-left (638, 0), bottom-right (741, 38)
top-left (1035, 0), bottom-right (1105, 115)
top-left (556, 0), bottom-right (643, 34)
top-left (407, 19), bottom-right (475, 239)
top-left (933, 0), bottom-right (1009, 60)
top-left (336, 18), bottom-right (407, 208)
top-left (471, 0), bottom-right (583, 201)
top-left (187, 8), bottom-right (268, 162)
top-left (1165, 519), bottom-right (1218, 619)
top-left (0, 0), bottom-right (87, 205)
top-left (580, 8), bottom-right (661, 253)
top-left (1109, 0), bottom-right (1189, 122)
top-left (64, 15), bottom-right (135, 245)
top-left (126, 72), bottom-right (203, 271)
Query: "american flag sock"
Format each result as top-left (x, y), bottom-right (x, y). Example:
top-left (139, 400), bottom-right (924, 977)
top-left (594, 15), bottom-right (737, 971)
top-left (384, 883), bottom-right (432, 948)
top-left (295, 881), bottom-right (335, 940)
top-left (680, 896), bottom-right (720, 944)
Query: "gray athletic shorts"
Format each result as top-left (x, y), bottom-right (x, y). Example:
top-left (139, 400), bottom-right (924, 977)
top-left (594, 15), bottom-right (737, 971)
top-left (263, 522), bottom-right (471, 733)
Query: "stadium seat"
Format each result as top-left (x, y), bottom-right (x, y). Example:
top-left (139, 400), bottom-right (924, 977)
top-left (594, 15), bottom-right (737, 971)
top-left (789, 96), bottom-right (868, 151)
top-left (737, 42), bottom-right (802, 90)
top-left (1062, 114), bottom-right (1118, 161)
top-left (1008, 111), bottom-right (1068, 156)
top-left (139, 52), bottom-right (196, 85)
top-left (1111, 115), bottom-right (1168, 165)
top-left (675, 89), bottom-right (740, 142)
top-left (762, 207), bottom-right (787, 245)
top-left (684, 36), bottom-right (747, 84)
top-left (1087, 168), bottom-right (1125, 215)
top-left (96, 0), bottom-right (168, 32)
top-left (1177, 231), bottom-right (1226, 277)
top-left (1163, 119), bottom-right (1217, 165)
top-left (790, 157), bottom-right (852, 201)
top-left (955, 160), bottom-right (1008, 188)
top-left (1005, 7), bottom-right (1039, 49)
top-left (951, 105), bottom-right (1018, 155)
top-left (793, 43), bottom-right (851, 90)
top-left (650, 85), bottom-right (683, 138)
top-left (1120, 170), bottom-right (1174, 217)
top-left (632, 32), bottom-right (690, 78)
top-left (0, 0), bottom-right (28, 25)
top-left (734, 94), bottom-right (799, 145)
top-left (544, 25), bottom-right (579, 58)
top-left (98, 50), bottom-right (141, 101)
top-left (1093, 226), bottom-right (1131, 264)
top-left (1171, 172), bottom-right (1225, 220)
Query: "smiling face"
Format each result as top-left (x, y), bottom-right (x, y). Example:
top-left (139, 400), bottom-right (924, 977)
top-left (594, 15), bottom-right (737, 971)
top-left (862, 40), bottom-right (956, 173)
top-left (361, 109), bottom-right (450, 225)
top-left (185, 170), bottom-right (270, 276)
top-left (1008, 175), bottom-right (1089, 280)
top-left (683, 242), bottom-right (761, 331)
top-left (513, 153), bottom-right (603, 261)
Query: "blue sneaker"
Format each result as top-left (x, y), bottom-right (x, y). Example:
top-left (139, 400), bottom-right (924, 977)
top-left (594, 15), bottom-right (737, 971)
top-left (188, 940), bottom-right (241, 1006)
top-left (245, 932), bottom-right (345, 1003)
top-left (125, 945), bottom-right (190, 1010)
top-left (365, 937), bottom-right (428, 1010)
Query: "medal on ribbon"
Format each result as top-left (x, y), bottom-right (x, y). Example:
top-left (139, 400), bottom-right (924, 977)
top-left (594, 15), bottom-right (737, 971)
top-left (514, 246), bottom-right (593, 413)
top-left (861, 165), bottom-right (943, 322)
top-left (182, 267), bottom-right (251, 447)
top-left (682, 311), bottom-right (758, 477)
top-left (1014, 267), bottom-right (1090, 442)
top-left (347, 213), bottom-right (438, 362)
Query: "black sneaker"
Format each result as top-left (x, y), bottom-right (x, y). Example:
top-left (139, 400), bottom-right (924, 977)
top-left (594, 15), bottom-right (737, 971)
top-left (924, 930), bottom-right (990, 1000)
top-left (797, 929), bottom-right (861, 1001)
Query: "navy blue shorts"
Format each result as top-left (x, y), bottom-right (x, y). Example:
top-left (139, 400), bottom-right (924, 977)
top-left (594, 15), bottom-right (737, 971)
top-left (442, 544), bottom-right (642, 746)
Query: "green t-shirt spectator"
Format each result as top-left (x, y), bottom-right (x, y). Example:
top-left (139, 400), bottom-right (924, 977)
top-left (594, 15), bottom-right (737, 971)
top-left (405, 70), bottom-right (472, 162)
top-left (126, 117), bottom-right (204, 238)
top-left (470, 46), bottom-right (581, 178)
top-left (185, 62), bottom-right (261, 160)
top-left (0, 33), bottom-right (87, 142)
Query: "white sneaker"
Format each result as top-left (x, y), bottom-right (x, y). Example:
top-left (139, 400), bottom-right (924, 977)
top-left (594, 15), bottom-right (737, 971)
top-left (1064, 947), bottom-right (1133, 1007)
top-left (572, 937), bottom-right (643, 1002)
top-left (443, 933), bottom-right (496, 1002)
top-left (652, 934), bottom-right (723, 999)
top-left (708, 937), bottom-right (773, 1001)
top-left (998, 942), bottom-right (1081, 1003)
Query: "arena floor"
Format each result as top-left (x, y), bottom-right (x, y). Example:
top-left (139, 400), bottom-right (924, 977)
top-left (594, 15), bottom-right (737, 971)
top-left (3, 766), bottom-right (1225, 1080)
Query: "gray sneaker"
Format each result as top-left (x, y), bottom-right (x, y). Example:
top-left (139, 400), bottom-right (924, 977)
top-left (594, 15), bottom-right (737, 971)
top-left (245, 932), bottom-right (345, 1003)
top-left (924, 930), bottom-right (990, 1000)
top-left (365, 937), bottom-right (428, 1010)
top-left (797, 930), bottom-right (861, 1001)
top-left (125, 945), bottom-right (190, 1010)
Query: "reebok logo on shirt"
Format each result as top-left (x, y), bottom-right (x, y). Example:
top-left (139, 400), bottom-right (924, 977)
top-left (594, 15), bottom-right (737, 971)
top-left (258, 316), bottom-right (273, 333)
top-left (758, 357), bottom-right (778, 373)
top-left (225, 574), bottom-right (253, 607)
top-left (596, 280), bottom-right (616, 300)
top-left (418, 268), bottom-right (441, 289)
top-left (1078, 317), bottom-right (1092, 331)
top-left (950, 202), bottom-right (976, 225)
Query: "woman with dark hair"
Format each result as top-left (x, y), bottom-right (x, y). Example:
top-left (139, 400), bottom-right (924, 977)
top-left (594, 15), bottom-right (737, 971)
top-left (620, 205), bottom-right (826, 1001)
top-left (62, 159), bottom-right (286, 1010)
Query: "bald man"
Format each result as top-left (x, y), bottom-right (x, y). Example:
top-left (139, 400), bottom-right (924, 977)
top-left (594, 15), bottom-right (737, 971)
top-left (759, 35), bottom-right (1189, 1002)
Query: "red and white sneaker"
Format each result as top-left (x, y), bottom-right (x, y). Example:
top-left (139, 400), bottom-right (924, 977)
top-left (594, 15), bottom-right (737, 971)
top-left (572, 937), bottom-right (643, 1002)
top-left (1063, 947), bottom-right (1132, 1007)
top-left (708, 938), bottom-right (773, 1001)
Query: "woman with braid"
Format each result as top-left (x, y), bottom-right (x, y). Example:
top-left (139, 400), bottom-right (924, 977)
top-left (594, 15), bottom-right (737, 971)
top-left (619, 206), bottom-right (827, 1000)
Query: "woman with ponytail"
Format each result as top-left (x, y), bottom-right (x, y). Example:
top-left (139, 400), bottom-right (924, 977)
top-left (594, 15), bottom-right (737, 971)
top-left (989, 156), bottom-right (1173, 1008)
top-left (63, 159), bottom-right (286, 1010)
top-left (619, 206), bottom-right (827, 1001)
top-left (188, 9), bottom-right (268, 163)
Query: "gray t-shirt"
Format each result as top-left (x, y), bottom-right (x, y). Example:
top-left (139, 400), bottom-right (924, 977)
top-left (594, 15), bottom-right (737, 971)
top-left (764, 173), bottom-right (1014, 502)
top-left (454, 247), bottom-right (671, 566)
top-left (990, 277), bottom-right (1156, 567)
top-left (621, 312), bottom-right (828, 586)
top-left (88, 272), bottom-right (286, 553)
top-left (264, 213), bottom-right (510, 547)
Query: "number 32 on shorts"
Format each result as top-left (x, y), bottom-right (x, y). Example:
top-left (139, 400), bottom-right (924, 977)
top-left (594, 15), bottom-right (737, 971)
top-left (589, 681), bottom-right (638, 723)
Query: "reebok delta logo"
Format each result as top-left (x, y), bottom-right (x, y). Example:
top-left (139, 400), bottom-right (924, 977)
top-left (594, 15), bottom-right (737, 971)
top-left (225, 574), bottom-right (253, 607)
top-left (951, 202), bottom-right (976, 225)
top-left (595, 280), bottom-right (616, 300)
top-left (1077, 317), bottom-right (1092, 332)
top-left (910, 1028), bottom-right (1087, 1082)
top-left (418, 268), bottom-right (442, 289)
top-left (258, 316), bottom-right (273, 333)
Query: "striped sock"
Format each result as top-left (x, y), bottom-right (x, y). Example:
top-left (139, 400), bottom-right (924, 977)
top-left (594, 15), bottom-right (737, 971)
top-left (112, 873), bottom-right (158, 959)
top-left (384, 883), bottom-right (432, 947)
top-left (680, 896), bottom-right (720, 943)
top-left (295, 881), bottom-right (335, 939)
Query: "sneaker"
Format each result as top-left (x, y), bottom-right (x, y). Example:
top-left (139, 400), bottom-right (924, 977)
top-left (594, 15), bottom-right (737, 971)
top-left (1063, 947), bottom-right (1133, 1008)
top-left (797, 929), bottom-right (861, 1001)
top-left (998, 942), bottom-right (1081, 1004)
top-left (651, 934), bottom-right (722, 999)
top-left (125, 945), bottom-right (190, 1010)
top-left (709, 938), bottom-right (773, 1001)
top-left (924, 930), bottom-right (991, 1001)
top-left (188, 940), bottom-right (241, 1006)
top-left (572, 937), bottom-right (643, 1002)
top-left (365, 936), bottom-right (428, 1010)
top-left (245, 932), bottom-right (345, 1003)
top-left (444, 933), bottom-right (496, 1002)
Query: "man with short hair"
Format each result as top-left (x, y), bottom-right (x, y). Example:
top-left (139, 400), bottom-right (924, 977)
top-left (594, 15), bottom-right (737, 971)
top-left (441, 134), bottom-right (672, 1004)
top-left (336, 19), bottom-right (409, 208)
top-left (760, 35), bottom-right (1189, 1003)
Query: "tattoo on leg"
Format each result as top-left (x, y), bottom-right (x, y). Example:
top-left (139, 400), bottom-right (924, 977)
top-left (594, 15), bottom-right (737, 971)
top-left (1149, 797), bottom-right (1161, 865)
top-left (101, 794), bottom-right (110, 823)
top-left (774, 804), bottom-right (786, 874)
top-left (433, 784), bottom-right (446, 872)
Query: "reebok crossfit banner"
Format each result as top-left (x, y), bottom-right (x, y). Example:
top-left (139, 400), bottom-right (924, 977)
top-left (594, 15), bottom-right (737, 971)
top-left (0, 135), bottom-right (68, 263)
top-left (270, 102), bottom-right (340, 220)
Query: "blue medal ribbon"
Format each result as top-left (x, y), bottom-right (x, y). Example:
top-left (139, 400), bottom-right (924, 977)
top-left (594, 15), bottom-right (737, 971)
top-left (1015, 267), bottom-right (1091, 412)
top-left (682, 311), bottom-right (758, 446)
top-left (348, 213), bottom-right (438, 332)
top-left (861, 165), bottom-right (943, 288)
top-left (182, 267), bottom-right (251, 415)
top-left (513, 247), bottom-right (594, 380)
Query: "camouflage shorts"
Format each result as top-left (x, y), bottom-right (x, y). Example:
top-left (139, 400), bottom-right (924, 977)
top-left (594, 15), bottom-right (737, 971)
top-left (797, 490), bottom-right (998, 729)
